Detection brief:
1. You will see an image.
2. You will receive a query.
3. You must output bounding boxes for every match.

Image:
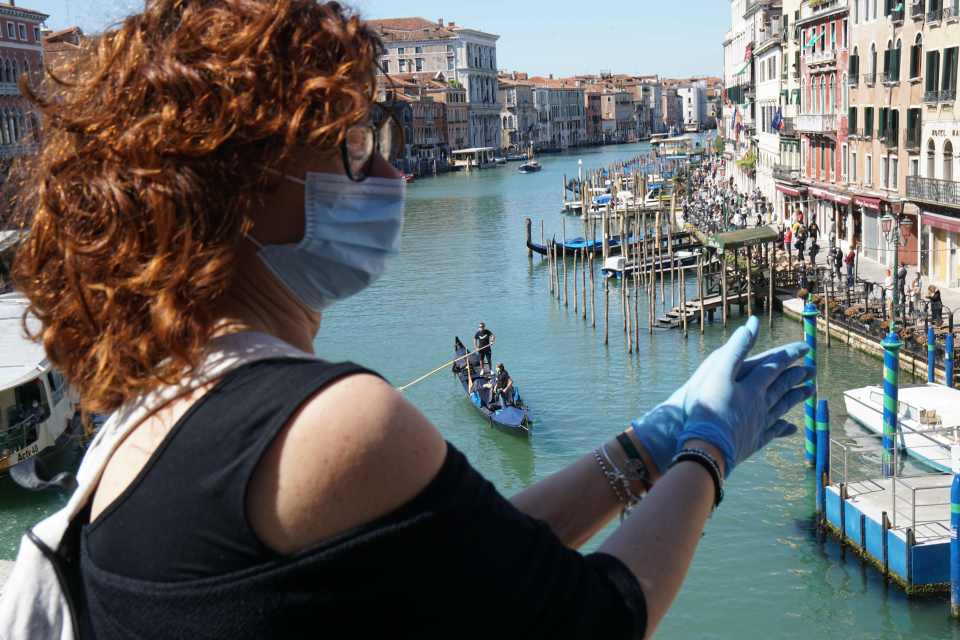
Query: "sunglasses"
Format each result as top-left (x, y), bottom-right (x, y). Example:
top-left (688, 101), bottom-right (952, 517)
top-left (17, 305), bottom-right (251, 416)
top-left (341, 103), bottom-right (405, 182)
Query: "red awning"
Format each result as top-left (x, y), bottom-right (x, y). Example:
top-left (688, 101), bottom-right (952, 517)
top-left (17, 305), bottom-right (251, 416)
top-left (776, 184), bottom-right (802, 197)
top-left (922, 212), bottom-right (960, 235)
top-left (808, 186), bottom-right (852, 205)
top-left (854, 195), bottom-right (882, 211)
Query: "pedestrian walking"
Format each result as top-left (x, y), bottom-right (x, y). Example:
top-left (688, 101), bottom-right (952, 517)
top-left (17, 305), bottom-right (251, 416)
top-left (844, 246), bottom-right (856, 288)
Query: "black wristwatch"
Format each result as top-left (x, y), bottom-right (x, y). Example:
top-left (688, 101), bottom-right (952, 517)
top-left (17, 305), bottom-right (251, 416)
top-left (616, 432), bottom-right (651, 492)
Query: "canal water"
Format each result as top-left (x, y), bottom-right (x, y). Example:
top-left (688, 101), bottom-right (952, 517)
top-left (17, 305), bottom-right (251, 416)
top-left (2, 141), bottom-right (957, 638)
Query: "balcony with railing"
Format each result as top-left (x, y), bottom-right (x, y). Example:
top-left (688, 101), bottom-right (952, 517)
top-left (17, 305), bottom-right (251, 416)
top-left (928, 8), bottom-right (943, 22)
top-left (942, 88), bottom-right (958, 102)
top-left (773, 164), bottom-right (801, 181)
top-left (911, 0), bottom-right (925, 18)
top-left (795, 113), bottom-right (838, 133)
top-left (881, 127), bottom-right (899, 147)
top-left (0, 83), bottom-right (18, 96)
top-left (923, 89), bottom-right (940, 103)
top-left (945, 6), bottom-right (959, 19)
top-left (863, 72), bottom-right (877, 86)
top-left (805, 49), bottom-right (837, 67)
top-left (907, 176), bottom-right (960, 207)
top-left (848, 74), bottom-right (859, 87)
top-left (892, 6), bottom-right (905, 22)
top-left (0, 143), bottom-right (37, 159)
top-left (801, 0), bottom-right (844, 20)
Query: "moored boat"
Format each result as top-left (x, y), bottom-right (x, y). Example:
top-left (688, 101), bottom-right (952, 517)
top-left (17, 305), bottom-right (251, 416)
top-left (452, 338), bottom-right (530, 434)
top-left (601, 249), bottom-right (701, 279)
top-left (843, 383), bottom-right (960, 472)
top-left (0, 291), bottom-right (83, 479)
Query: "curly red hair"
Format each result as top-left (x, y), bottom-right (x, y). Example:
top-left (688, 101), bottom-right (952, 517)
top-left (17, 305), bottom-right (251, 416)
top-left (12, 0), bottom-right (382, 412)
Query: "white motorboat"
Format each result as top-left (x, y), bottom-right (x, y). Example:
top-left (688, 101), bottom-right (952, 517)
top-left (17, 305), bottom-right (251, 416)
top-left (842, 383), bottom-right (960, 472)
top-left (0, 290), bottom-right (82, 477)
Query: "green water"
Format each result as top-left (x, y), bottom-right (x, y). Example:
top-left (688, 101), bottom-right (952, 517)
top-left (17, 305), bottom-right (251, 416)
top-left (3, 142), bottom-right (958, 638)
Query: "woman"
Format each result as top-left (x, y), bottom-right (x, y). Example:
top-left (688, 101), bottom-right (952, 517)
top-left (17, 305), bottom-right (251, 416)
top-left (929, 285), bottom-right (944, 326)
top-left (6, 2), bottom-right (811, 638)
top-left (909, 273), bottom-right (923, 319)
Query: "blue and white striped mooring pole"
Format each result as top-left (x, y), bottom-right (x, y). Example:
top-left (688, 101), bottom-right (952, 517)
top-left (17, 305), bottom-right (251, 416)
top-left (802, 298), bottom-right (819, 466)
top-left (815, 399), bottom-right (830, 518)
top-left (951, 444), bottom-right (960, 618)
top-left (947, 332), bottom-right (956, 389)
top-left (881, 331), bottom-right (903, 478)
top-left (928, 326), bottom-right (937, 384)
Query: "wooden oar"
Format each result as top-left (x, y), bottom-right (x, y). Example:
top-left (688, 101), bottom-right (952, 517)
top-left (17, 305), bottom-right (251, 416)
top-left (396, 342), bottom-right (493, 392)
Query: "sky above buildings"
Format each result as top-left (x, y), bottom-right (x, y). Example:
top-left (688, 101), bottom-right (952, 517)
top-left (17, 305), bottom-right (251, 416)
top-left (25, 0), bottom-right (728, 78)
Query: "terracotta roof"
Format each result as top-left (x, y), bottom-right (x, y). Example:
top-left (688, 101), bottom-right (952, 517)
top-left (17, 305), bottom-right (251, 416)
top-left (368, 17), bottom-right (457, 42)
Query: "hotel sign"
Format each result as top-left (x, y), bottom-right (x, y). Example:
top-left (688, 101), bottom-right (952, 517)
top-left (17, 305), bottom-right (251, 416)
top-left (929, 125), bottom-right (960, 138)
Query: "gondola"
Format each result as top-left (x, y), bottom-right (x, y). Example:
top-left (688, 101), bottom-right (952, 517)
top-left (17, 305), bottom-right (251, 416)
top-left (452, 337), bottom-right (530, 434)
top-left (524, 228), bottom-right (640, 257)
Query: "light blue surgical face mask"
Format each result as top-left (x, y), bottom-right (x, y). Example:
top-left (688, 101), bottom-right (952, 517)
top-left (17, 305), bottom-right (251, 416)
top-left (248, 171), bottom-right (405, 312)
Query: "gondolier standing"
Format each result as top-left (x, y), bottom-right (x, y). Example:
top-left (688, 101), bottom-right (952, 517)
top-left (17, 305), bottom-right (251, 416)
top-left (475, 322), bottom-right (495, 373)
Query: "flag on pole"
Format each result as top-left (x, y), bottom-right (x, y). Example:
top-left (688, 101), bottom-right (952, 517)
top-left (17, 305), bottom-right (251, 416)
top-left (803, 31), bottom-right (821, 49)
top-left (772, 108), bottom-right (784, 131)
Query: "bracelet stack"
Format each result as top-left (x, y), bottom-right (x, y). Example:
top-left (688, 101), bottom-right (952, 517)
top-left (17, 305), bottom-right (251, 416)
top-left (593, 445), bottom-right (643, 518)
top-left (670, 447), bottom-right (724, 509)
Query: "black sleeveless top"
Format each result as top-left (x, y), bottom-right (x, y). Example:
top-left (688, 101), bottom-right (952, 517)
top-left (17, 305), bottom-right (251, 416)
top-left (80, 359), bottom-right (646, 638)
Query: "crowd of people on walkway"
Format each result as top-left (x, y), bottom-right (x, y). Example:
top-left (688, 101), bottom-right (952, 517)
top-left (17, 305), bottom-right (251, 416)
top-left (679, 159), bottom-right (950, 328)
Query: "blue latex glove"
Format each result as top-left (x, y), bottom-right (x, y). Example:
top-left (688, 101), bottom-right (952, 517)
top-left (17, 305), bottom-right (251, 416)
top-left (677, 316), bottom-right (814, 477)
top-left (631, 324), bottom-right (811, 475)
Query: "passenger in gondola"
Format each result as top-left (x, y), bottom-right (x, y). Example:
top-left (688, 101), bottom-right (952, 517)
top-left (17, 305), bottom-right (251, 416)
top-left (492, 363), bottom-right (515, 408)
top-left (474, 322), bottom-right (495, 373)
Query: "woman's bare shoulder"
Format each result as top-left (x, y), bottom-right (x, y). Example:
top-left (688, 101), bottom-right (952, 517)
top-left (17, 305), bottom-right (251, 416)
top-left (247, 372), bottom-right (448, 555)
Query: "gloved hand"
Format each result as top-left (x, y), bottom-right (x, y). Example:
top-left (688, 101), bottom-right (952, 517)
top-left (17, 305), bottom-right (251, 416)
top-left (631, 323), bottom-right (811, 475)
top-left (677, 316), bottom-right (813, 477)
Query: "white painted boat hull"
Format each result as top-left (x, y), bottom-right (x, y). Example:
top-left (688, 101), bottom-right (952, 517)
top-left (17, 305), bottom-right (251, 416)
top-left (843, 383), bottom-right (960, 472)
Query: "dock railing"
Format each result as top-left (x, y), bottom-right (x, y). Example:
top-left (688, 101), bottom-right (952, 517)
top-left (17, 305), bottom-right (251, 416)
top-left (829, 432), bottom-right (953, 538)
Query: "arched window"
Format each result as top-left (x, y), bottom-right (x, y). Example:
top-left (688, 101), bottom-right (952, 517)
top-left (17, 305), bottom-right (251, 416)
top-left (946, 141), bottom-right (954, 182)
top-left (884, 39), bottom-right (893, 79)
top-left (830, 74), bottom-right (836, 113)
top-left (894, 39), bottom-right (902, 82)
top-left (928, 139), bottom-right (937, 178)
top-left (843, 73), bottom-right (849, 110)
top-left (870, 43), bottom-right (878, 80)
top-left (910, 33), bottom-right (922, 79)
top-left (1, 110), bottom-right (10, 145)
top-left (820, 76), bottom-right (826, 113)
top-left (3, 60), bottom-right (10, 84)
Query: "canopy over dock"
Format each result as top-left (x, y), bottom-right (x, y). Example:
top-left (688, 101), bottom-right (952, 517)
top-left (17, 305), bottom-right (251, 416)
top-left (705, 226), bottom-right (779, 252)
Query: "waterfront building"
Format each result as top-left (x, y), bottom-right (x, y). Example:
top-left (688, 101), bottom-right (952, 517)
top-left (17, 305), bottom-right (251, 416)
top-left (424, 73), bottom-right (468, 152)
top-left (529, 77), bottom-right (586, 150)
top-left (723, 0), bottom-right (757, 193)
top-left (0, 2), bottom-right (46, 165)
top-left (750, 0), bottom-right (784, 211)
top-left (907, 8), bottom-right (960, 288)
top-left (845, 0), bottom-right (924, 261)
top-left (677, 83), bottom-right (707, 132)
top-left (370, 17), bottom-right (501, 149)
top-left (585, 91), bottom-right (603, 143)
top-left (498, 73), bottom-right (536, 152)
top-left (774, 0), bottom-right (804, 222)
top-left (661, 86), bottom-right (683, 132)
top-left (795, 0), bottom-right (853, 247)
top-left (597, 89), bottom-right (633, 144)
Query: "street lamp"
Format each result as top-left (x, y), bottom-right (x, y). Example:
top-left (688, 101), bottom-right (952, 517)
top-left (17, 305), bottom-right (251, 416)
top-left (880, 200), bottom-right (909, 331)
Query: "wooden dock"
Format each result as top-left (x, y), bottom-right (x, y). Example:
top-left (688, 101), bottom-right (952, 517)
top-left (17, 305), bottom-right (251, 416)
top-left (655, 290), bottom-right (758, 328)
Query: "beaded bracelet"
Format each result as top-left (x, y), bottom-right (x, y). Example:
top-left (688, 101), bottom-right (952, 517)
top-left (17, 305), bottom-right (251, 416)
top-left (670, 447), bottom-right (724, 509)
top-left (598, 445), bottom-right (644, 518)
